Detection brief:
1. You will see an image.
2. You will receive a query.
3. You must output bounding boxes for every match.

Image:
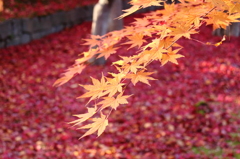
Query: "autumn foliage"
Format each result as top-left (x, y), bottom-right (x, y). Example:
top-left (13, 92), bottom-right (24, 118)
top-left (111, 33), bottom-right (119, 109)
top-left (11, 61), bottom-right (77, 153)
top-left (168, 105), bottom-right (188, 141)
top-left (54, 0), bottom-right (240, 138)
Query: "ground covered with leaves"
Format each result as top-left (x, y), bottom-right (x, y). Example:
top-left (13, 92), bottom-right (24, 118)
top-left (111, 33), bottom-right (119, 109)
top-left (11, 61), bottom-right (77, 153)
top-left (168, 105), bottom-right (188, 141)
top-left (1, 13), bottom-right (240, 159)
top-left (0, 0), bottom-right (98, 20)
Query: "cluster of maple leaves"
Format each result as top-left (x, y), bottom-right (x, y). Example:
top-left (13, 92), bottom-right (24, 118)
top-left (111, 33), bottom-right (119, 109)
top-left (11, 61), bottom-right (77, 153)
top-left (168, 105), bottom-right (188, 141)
top-left (1, 9), bottom-right (240, 158)
top-left (54, 0), bottom-right (240, 139)
top-left (0, 0), bottom-right (98, 20)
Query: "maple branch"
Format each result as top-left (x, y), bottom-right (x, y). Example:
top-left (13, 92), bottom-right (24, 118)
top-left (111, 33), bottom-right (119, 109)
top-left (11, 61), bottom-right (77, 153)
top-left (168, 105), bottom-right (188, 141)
top-left (64, 0), bottom-right (240, 139)
top-left (106, 108), bottom-right (113, 119)
top-left (165, 6), bottom-right (217, 50)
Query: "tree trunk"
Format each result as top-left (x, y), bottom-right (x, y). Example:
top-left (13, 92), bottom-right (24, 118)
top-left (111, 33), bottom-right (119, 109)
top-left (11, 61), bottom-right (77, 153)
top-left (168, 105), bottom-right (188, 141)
top-left (89, 0), bottom-right (123, 65)
top-left (213, 22), bottom-right (240, 37)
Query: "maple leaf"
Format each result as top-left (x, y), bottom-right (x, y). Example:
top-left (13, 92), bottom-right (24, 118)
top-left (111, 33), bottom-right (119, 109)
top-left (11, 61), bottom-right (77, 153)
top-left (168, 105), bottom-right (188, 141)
top-left (143, 38), bottom-right (160, 50)
top-left (78, 113), bottom-right (108, 139)
top-left (149, 47), bottom-right (168, 62)
top-left (98, 93), bottom-right (132, 110)
top-left (154, 25), bottom-right (172, 38)
top-left (124, 33), bottom-right (147, 49)
top-left (119, 57), bottom-right (144, 74)
top-left (132, 17), bottom-right (150, 27)
top-left (83, 35), bottom-right (101, 48)
top-left (230, 3), bottom-right (240, 14)
top-left (75, 49), bottom-right (98, 64)
top-left (206, 35), bottom-right (226, 46)
top-left (129, 62), bottom-right (144, 74)
top-left (130, 0), bottom-right (164, 8)
top-left (114, 56), bottom-right (134, 66)
top-left (112, 60), bottom-right (124, 66)
top-left (118, 5), bottom-right (141, 19)
top-left (104, 78), bottom-right (125, 97)
top-left (161, 48), bottom-right (184, 66)
top-left (126, 70), bottom-right (156, 86)
top-left (97, 45), bottom-right (119, 60)
top-left (161, 37), bottom-right (183, 49)
top-left (159, 2), bottom-right (176, 18)
top-left (178, 10), bottom-right (203, 27)
top-left (53, 64), bottom-right (86, 87)
top-left (69, 107), bottom-right (97, 126)
top-left (170, 25), bottom-right (198, 40)
top-left (209, 0), bottom-right (227, 8)
top-left (133, 25), bottom-right (153, 37)
top-left (108, 72), bottom-right (126, 83)
top-left (100, 35), bottom-right (121, 48)
top-left (107, 30), bottom-right (126, 40)
top-left (78, 75), bottom-right (108, 103)
top-left (206, 11), bottom-right (233, 30)
top-left (136, 50), bottom-right (152, 64)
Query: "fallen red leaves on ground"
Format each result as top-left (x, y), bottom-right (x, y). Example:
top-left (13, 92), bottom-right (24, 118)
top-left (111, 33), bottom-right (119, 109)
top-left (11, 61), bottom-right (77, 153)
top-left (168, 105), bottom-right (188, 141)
top-left (0, 13), bottom-right (240, 158)
top-left (0, 0), bottom-right (98, 20)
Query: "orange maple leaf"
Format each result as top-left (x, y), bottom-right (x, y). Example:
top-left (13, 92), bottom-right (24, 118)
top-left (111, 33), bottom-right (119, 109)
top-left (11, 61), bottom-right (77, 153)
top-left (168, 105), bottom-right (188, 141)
top-left (83, 35), bottom-right (101, 48)
top-left (126, 70), bottom-right (156, 86)
top-left (132, 17), bottom-right (150, 27)
top-left (149, 47), bottom-right (168, 62)
top-left (130, 0), bottom-right (164, 8)
top-left (0, 0), bottom-right (3, 12)
top-left (210, 0), bottom-right (227, 7)
top-left (97, 45), bottom-right (119, 60)
top-left (206, 11), bottom-right (232, 30)
top-left (161, 48), bottom-right (184, 66)
top-left (124, 33), bottom-right (147, 49)
top-left (206, 35), bottom-right (226, 46)
top-left (170, 25), bottom-right (198, 40)
top-left (75, 49), bottom-right (98, 64)
top-left (53, 64), bottom-right (86, 87)
top-left (230, 3), bottom-right (240, 14)
top-left (118, 5), bottom-right (141, 19)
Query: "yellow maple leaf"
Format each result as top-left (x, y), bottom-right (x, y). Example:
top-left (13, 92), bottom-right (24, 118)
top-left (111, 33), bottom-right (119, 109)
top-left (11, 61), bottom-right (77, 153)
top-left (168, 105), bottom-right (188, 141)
top-left (78, 75), bottom-right (108, 102)
top-left (154, 25), bottom-right (172, 38)
top-left (69, 107), bottom-right (97, 126)
top-left (78, 113), bottom-right (108, 139)
top-left (104, 78), bottom-right (125, 97)
top-left (98, 93), bottom-right (132, 110)
top-left (128, 61), bottom-right (144, 74)
top-left (108, 72), bottom-right (127, 82)
top-left (126, 70), bottom-right (156, 86)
